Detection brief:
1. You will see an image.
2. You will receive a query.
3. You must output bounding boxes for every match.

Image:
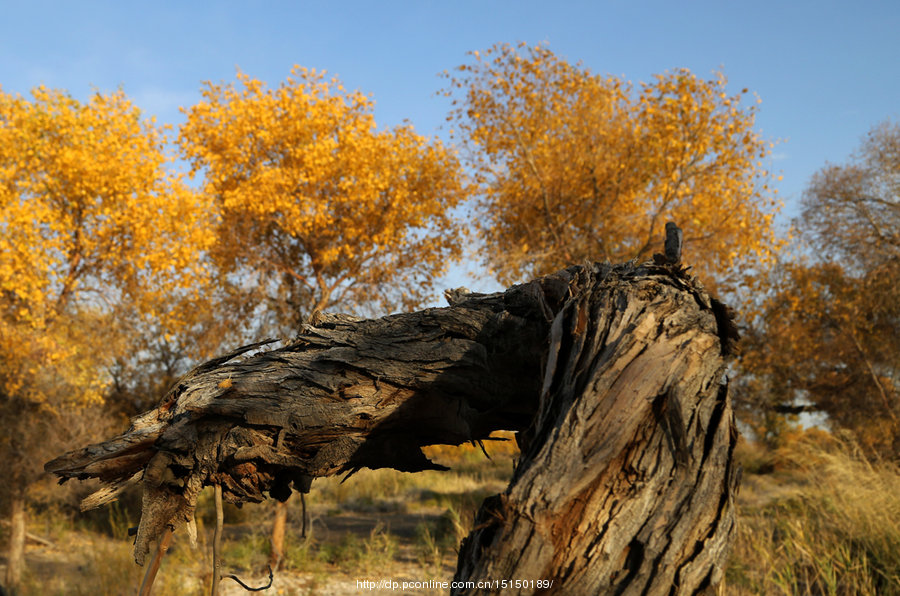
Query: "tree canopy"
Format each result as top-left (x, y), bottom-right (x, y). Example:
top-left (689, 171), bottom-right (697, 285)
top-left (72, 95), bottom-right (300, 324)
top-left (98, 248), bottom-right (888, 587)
top-left (442, 42), bottom-right (782, 289)
top-left (737, 120), bottom-right (900, 456)
top-left (0, 86), bottom-right (213, 409)
top-left (178, 67), bottom-right (467, 333)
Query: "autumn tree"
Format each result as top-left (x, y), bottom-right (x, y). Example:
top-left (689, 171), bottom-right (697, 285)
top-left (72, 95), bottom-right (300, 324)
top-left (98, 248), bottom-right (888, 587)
top-left (442, 42), bottom-right (781, 290)
top-left (736, 120), bottom-right (900, 457)
top-left (177, 66), bottom-right (467, 567)
top-left (0, 86), bottom-right (212, 590)
top-left (178, 67), bottom-right (467, 336)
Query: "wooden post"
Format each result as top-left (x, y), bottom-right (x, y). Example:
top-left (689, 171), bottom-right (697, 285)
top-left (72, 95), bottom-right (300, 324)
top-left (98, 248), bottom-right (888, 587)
top-left (211, 485), bottom-right (223, 596)
top-left (137, 526), bottom-right (173, 596)
top-left (268, 501), bottom-right (287, 571)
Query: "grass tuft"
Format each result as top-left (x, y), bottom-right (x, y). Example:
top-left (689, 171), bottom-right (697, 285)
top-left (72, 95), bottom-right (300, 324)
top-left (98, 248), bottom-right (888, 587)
top-left (727, 432), bottom-right (900, 595)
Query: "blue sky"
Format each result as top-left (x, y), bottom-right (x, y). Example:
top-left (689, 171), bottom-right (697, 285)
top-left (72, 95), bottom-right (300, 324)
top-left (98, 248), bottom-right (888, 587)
top-left (2, 0), bottom-right (898, 292)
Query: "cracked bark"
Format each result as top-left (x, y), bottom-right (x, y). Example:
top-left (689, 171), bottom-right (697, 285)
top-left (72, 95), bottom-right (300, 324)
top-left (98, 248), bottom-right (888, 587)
top-left (45, 255), bottom-right (739, 595)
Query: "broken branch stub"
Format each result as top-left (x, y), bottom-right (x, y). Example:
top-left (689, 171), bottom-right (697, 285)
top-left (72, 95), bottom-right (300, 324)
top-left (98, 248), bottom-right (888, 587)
top-left (45, 255), bottom-right (740, 595)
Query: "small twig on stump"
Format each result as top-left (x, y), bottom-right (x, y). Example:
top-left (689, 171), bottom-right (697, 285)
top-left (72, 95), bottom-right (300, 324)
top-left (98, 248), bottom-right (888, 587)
top-left (138, 526), bottom-right (173, 596)
top-left (211, 484), bottom-right (224, 596)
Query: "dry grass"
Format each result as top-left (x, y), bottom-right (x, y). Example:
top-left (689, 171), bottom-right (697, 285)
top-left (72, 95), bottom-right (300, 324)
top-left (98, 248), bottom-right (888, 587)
top-left (727, 431), bottom-right (900, 595)
top-left (8, 430), bottom-right (900, 594)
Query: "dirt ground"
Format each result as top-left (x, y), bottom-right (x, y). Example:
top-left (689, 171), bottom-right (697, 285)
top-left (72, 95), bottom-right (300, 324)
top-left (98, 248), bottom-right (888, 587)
top-left (1, 503), bottom-right (460, 595)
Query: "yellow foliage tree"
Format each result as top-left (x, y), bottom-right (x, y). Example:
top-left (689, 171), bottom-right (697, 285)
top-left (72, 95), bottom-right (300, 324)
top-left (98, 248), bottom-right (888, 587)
top-left (178, 67), bottom-right (466, 335)
top-left (0, 86), bottom-right (213, 588)
top-left (736, 121), bottom-right (900, 457)
top-left (178, 67), bottom-right (467, 567)
top-left (442, 42), bottom-right (782, 288)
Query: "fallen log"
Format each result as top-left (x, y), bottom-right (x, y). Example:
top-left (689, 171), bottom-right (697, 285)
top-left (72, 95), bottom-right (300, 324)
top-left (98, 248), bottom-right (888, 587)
top-left (46, 231), bottom-right (740, 594)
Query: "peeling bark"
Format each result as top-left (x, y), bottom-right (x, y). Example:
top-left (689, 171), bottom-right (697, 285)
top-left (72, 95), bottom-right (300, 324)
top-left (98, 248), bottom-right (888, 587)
top-left (45, 255), bottom-right (739, 594)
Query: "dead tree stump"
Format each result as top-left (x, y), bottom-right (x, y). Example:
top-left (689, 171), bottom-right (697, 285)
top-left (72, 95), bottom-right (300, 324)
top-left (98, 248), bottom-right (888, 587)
top-left (453, 263), bottom-right (739, 595)
top-left (45, 255), bottom-right (739, 595)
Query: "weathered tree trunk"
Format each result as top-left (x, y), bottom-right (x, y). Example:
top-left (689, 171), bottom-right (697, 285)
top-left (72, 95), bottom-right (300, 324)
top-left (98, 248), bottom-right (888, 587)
top-left (45, 253), bottom-right (739, 594)
top-left (453, 263), bottom-right (739, 595)
top-left (4, 495), bottom-right (26, 594)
